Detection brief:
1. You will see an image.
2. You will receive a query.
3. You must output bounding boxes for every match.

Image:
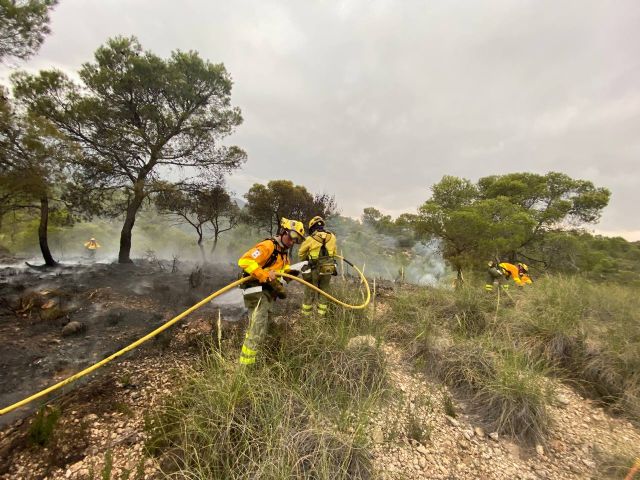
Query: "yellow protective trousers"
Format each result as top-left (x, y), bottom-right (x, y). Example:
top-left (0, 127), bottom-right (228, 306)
top-left (301, 269), bottom-right (332, 316)
top-left (239, 290), bottom-right (274, 366)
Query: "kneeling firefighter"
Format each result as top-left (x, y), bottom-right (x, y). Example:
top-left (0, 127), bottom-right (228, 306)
top-left (237, 218), bottom-right (305, 366)
top-left (485, 261), bottom-right (531, 292)
top-left (298, 216), bottom-right (338, 317)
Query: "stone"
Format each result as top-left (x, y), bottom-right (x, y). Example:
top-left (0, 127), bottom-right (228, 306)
top-left (372, 427), bottom-right (384, 444)
top-left (489, 432), bottom-right (499, 441)
top-left (445, 415), bottom-right (459, 427)
top-left (536, 444), bottom-right (545, 456)
top-left (62, 321), bottom-right (86, 337)
top-left (581, 458), bottom-right (596, 469)
top-left (347, 335), bottom-right (377, 350)
top-left (570, 464), bottom-right (582, 474)
top-left (416, 445), bottom-right (428, 456)
top-left (457, 439), bottom-right (469, 450)
top-left (474, 426), bottom-right (485, 438)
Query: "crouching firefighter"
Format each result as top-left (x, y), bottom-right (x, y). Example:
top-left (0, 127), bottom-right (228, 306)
top-left (485, 261), bottom-right (531, 292)
top-left (298, 216), bottom-right (338, 317)
top-left (237, 218), bottom-right (305, 366)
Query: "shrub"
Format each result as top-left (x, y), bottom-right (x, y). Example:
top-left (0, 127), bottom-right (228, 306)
top-left (434, 339), bottom-right (554, 443)
top-left (147, 355), bottom-right (373, 479)
top-left (28, 406), bottom-right (61, 446)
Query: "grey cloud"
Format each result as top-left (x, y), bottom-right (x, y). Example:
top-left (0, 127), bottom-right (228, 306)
top-left (2, 0), bottom-right (639, 238)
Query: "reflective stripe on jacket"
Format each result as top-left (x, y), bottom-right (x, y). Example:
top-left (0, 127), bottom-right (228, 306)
top-left (298, 231), bottom-right (337, 261)
top-left (238, 239), bottom-right (290, 283)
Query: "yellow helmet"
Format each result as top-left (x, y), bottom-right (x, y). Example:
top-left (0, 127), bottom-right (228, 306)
top-left (518, 263), bottom-right (529, 273)
top-left (309, 215), bottom-right (325, 231)
top-left (280, 217), bottom-right (305, 243)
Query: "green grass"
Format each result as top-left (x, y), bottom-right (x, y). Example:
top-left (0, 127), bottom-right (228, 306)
top-left (146, 279), bottom-right (386, 479)
top-left (594, 443), bottom-right (639, 479)
top-left (386, 275), bottom-right (640, 446)
top-left (28, 406), bottom-right (61, 446)
top-left (385, 275), bottom-right (640, 444)
top-left (442, 392), bottom-right (457, 418)
top-left (516, 276), bottom-right (640, 417)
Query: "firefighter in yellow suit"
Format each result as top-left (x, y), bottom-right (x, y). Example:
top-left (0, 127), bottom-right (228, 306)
top-left (298, 216), bottom-right (338, 317)
top-left (485, 261), bottom-right (531, 291)
top-left (84, 237), bottom-right (100, 259)
top-left (237, 218), bottom-right (305, 366)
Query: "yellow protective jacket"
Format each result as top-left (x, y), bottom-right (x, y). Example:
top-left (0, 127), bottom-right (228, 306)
top-left (298, 231), bottom-right (337, 261)
top-left (84, 240), bottom-right (100, 250)
top-left (238, 238), bottom-right (290, 283)
top-left (498, 262), bottom-right (524, 286)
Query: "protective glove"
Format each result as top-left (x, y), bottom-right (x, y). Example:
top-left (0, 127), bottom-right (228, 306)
top-left (269, 280), bottom-right (287, 299)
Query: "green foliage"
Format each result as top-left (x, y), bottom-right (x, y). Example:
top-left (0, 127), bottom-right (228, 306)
top-left (478, 172), bottom-right (610, 230)
top-left (244, 179), bottom-right (337, 235)
top-left (13, 35), bottom-right (246, 262)
top-left (0, 0), bottom-right (57, 61)
top-left (525, 230), bottom-right (640, 285)
top-left (0, 92), bottom-right (78, 264)
top-left (101, 449), bottom-right (113, 480)
top-left (28, 405), bottom-right (60, 446)
top-left (413, 172), bottom-right (610, 277)
top-left (155, 180), bottom-right (239, 261)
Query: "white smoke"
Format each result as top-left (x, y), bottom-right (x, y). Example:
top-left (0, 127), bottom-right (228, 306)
top-left (404, 239), bottom-right (448, 286)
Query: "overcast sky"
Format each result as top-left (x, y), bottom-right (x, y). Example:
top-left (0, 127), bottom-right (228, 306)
top-left (2, 0), bottom-right (639, 239)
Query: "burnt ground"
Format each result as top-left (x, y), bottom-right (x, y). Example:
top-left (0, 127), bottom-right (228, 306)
top-left (0, 258), bottom-right (315, 479)
top-left (0, 259), bottom-right (246, 429)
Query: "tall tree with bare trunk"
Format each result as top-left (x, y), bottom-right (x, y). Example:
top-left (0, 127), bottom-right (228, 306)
top-left (12, 36), bottom-right (246, 263)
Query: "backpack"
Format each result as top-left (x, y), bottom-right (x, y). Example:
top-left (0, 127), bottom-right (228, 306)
top-left (314, 233), bottom-right (337, 276)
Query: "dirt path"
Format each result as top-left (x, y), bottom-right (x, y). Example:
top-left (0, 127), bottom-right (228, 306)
top-left (369, 344), bottom-right (640, 479)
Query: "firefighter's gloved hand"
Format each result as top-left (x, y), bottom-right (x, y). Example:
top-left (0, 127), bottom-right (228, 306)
top-left (270, 280), bottom-right (287, 299)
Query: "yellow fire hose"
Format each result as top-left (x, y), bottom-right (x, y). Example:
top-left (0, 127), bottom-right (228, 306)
top-left (0, 258), bottom-right (370, 416)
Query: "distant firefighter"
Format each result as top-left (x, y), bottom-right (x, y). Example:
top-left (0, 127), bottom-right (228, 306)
top-left (485, 261), bottom-right (531, 292)
top-left (84, 237), bottom-right (101, 259)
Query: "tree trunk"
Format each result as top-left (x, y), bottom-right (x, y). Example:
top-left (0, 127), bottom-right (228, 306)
top-left (455, 266), bottom-right (464, 289)
top-left (210, 234), bottom-right (219, 257)
top-left (118, 182), bottom-right (145, 264)
top-left (38, 195), bottom-right (57, 266)
top-left (197, 230), bottom-right (207, 264)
